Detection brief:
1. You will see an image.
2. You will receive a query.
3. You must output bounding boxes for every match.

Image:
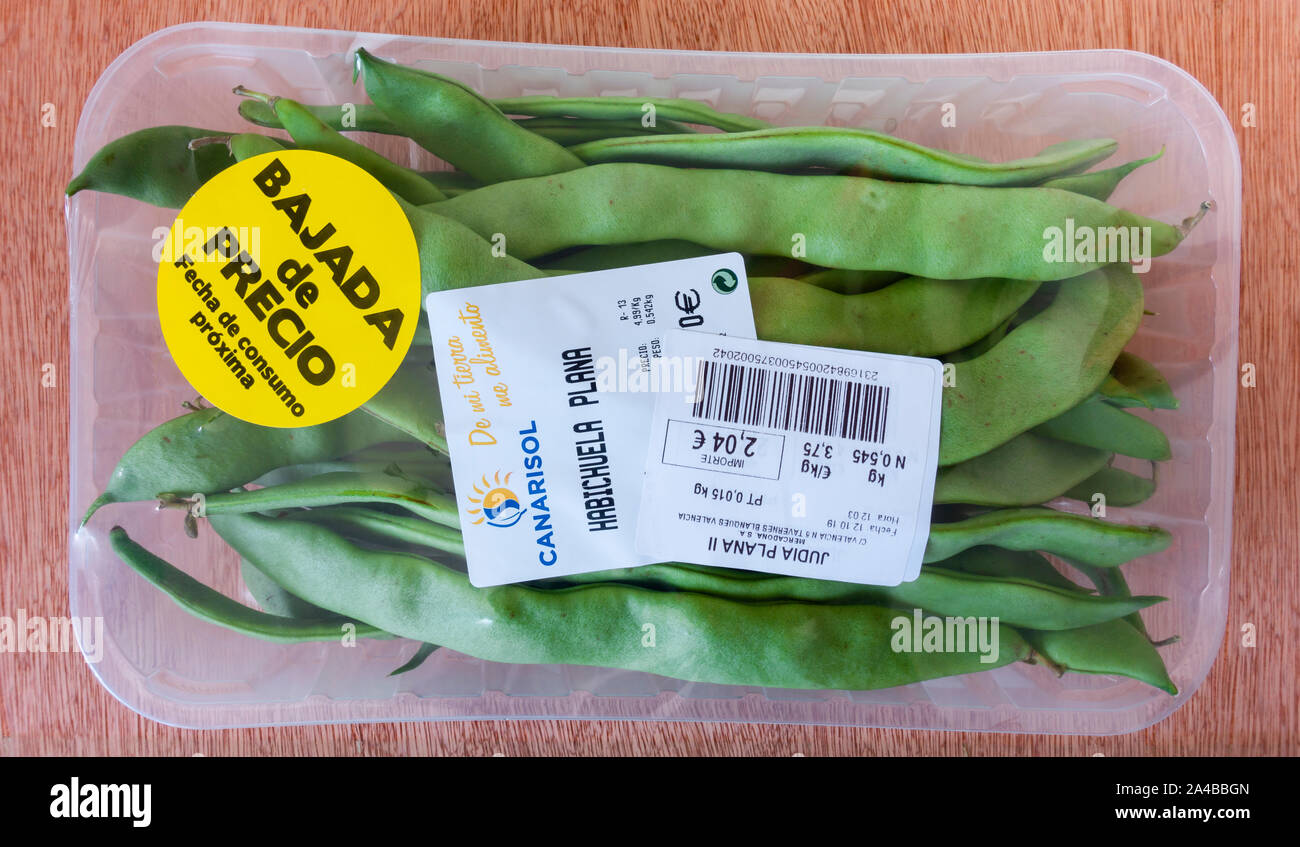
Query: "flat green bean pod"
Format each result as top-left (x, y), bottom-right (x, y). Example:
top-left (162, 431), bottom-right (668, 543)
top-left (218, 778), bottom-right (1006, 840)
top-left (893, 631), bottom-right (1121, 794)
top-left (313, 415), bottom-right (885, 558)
top-left (212, 512), bottom-right (1031, 690)
top-left (792, 145), bottom-right (1146, 299)
top-left (942, 313), bottom-right (1015, 364)
top-left (1039, 149), bottom-right (1164, 201)
top-left (934, 432), bottom-right (1112, 506)
top-left (241, 558), bottom-right (331, 618)
top-left (796, 268), bottom-right (905, 295)
top-left (390, 642), bottom-right (439, 676)
top-left (359, 357), bottom-right (448, 453)
top-left (514, 115), bottom-right (699, 144)
top-left (1034, 395), bottom-right (1172, 461)
top-left (180, 469), bottom-right (459, 529)
top-left (1099, 351), bottom-right (1179, 409)
top-left (225, 131), bottom-right (287, 160)
top-left (239, 98), bottom-right (402, 135)
top-left (418, 170), bottom-right (484, 196)
top-left (284, 505), bottom-right (465, 557)
top-left (354, 49), bottom-right (583, 182)
top-left (541, 563), bottom-right (1160, 631)
top-left (1068, 561), bottom-right (1155, 643)
top-left (239, 99), bottom-right (696, 145)
top-left (925, 507), bottom-right (1172, 567)
top-left (491, 94), bottom-right (769, 133)
top-left (253, 456), bottom-right (448, 489)
top-left (430, 163), bottom-right (1187, 280)
top-left (940, 265), bottom-right (1144, 465)
top-left (749, 275), bottom-right (1041, 357)
top-left (940, 546), bottom-right (1088, 593)
top-left (82, 407), bottom-right (410, 524)
top-left (1024, 618), bottom-right (1177, 694)
top-left (1064, 464), bottom-right (1158, 507)
top-left (398, 198), bottom-right (546, 296)
top-left (67, 125), bottom-right (251, 208)
top-left (534, 239), bottom-right (719, 272)
top-left (234, 87), bottom-right (445, 204)
top-left (110, 526), bottom-right (386, 643)
top-left (571, 130), bottom-right (1118, 185)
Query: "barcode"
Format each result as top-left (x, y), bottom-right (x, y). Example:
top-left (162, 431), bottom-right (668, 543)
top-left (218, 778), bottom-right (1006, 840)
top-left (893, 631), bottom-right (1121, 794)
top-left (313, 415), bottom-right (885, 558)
top-left (691, 361), bottom-right (890, 443)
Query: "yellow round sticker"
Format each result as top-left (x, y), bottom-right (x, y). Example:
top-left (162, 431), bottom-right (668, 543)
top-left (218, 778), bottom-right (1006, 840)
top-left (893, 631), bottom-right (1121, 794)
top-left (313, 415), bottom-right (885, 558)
top-left (156, 149), bottom-right (421, 427)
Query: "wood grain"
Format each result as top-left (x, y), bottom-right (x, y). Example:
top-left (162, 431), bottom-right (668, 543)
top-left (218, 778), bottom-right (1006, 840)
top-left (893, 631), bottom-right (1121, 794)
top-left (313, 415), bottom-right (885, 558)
top-left (1, 0), bottom-right (1295, 756)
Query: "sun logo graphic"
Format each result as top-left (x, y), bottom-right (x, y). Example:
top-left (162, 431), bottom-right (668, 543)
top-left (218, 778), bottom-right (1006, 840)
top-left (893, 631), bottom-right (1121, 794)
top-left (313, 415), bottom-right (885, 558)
top-left (465, 471), bottom-right (526, 528)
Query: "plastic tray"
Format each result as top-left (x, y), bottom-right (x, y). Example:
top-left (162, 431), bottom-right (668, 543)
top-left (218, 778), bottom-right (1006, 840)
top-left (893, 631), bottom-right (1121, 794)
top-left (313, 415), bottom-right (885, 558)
top-left (66, 21), bottom-right (1240, 732)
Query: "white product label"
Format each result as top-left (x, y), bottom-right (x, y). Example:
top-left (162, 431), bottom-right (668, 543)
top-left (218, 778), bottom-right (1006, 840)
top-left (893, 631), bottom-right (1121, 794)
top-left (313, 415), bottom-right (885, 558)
top-left (425, 255), bottom-right (755, 587)
top-left (636, 331), bottom-right (943, 586)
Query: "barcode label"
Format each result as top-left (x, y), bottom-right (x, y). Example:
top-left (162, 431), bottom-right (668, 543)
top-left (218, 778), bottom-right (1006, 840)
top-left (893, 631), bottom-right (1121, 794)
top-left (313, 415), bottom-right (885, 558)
top-left (691, 361), bottom-right (890, 443)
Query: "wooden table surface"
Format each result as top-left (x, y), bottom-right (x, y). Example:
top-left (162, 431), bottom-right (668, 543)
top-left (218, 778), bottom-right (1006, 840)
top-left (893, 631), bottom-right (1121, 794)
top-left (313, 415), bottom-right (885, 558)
top-left (2, 0), bottom-right (1295, 756)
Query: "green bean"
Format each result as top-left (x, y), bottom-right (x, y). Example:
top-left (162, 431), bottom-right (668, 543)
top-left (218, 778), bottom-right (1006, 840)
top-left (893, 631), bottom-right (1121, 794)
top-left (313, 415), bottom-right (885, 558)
top-left (942, 312), bottom-right (1015, 364)
top-left (1064, 465), bottom-right (1157, 507)
top-left (541, 563), bottom-right (1160, 631)
top-left (254, 456), bottom-right (448, 490)
top-left (1039, 149), bottom-right (1163, 201)
top-left (430, 163), bottom-right (1188, 280)
top-left (1034, 395), bottom-right (1172, 461)
top-left (940, 265), bottom-right (1143, 465)
top-left (358, 357), bottom-right (448, 453)
top-left (515, 115), bottom-right (699, 145)
top-left (934, 432), bottom-right (1111, 506)
top-left (354, 48), bottom-right (583, 182)
top-left (418, 170), bottom-right (484, 196)
top-left (239, 98), bottom-right (403, 135)
top-left (925, 507), bottom-right (1171, 567)
top-left (750, 275), bottom-right (1040, 356)
top-left (241, 558), bottom-right (331, 618)
top-left (1069, 561), bottom-right (1152, 642)
top-left (1024, 618), bottom-right (1177, 694)
top-left (67, 126), bottom-right (243, 208)
top-left (533, 239), bottom-right (720, 272)
top-left (571, 130), bottom-right (1118, 185)
top-left (233, 87), bottom-right (445, 204)
top-left (940, 546), bottom-right (1088, 594)
top-left (411, 210), bottom-right (1137, 468)
top-left (240, 98), bottom-right (696, 145)
top-left (390, 642), bottom-right (439, 676)
top-left (398, 198), bottom-right (546, 296)
top-left (793, 146), bottom-right (1146, 298)
top-left (491, 94), bottom-right (769, 133)
top-left (211, 512), bottom-right (1031, 690)
top-left (109, 526), bottom-right (386, 643)
top-left (82, 407), bottom-right (410, 524)
top-left (742, 255), bottom-right (819, 278)
top-left (1005, 279), bottom-right (1061, 327)
top-left (180, 469), bottom-right (459, 529)
top-left (797, 269), bottom-right (905, 295)
top-left (284, 505), bottom-right (465, 557)
top-left (225, 131), bottom-right (287, 160)
top-left (1099, 351), bottom-right (1179, 409)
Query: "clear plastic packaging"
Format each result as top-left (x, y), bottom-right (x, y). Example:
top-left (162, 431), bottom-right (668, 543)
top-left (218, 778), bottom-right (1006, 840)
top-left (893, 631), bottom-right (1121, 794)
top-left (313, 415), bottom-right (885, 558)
top-left (67, 22), bottom-right (1240, 732)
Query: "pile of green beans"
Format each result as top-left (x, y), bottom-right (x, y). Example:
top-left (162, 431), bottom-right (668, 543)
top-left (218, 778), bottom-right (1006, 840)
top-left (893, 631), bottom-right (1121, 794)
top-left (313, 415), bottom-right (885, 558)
top-left (68, 50), bottom-right (1199, 698)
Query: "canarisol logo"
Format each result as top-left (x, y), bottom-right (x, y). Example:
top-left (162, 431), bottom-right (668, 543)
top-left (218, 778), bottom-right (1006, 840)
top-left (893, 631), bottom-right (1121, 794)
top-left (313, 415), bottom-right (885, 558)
top-left (465, 471), bottom-right (526, 528)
